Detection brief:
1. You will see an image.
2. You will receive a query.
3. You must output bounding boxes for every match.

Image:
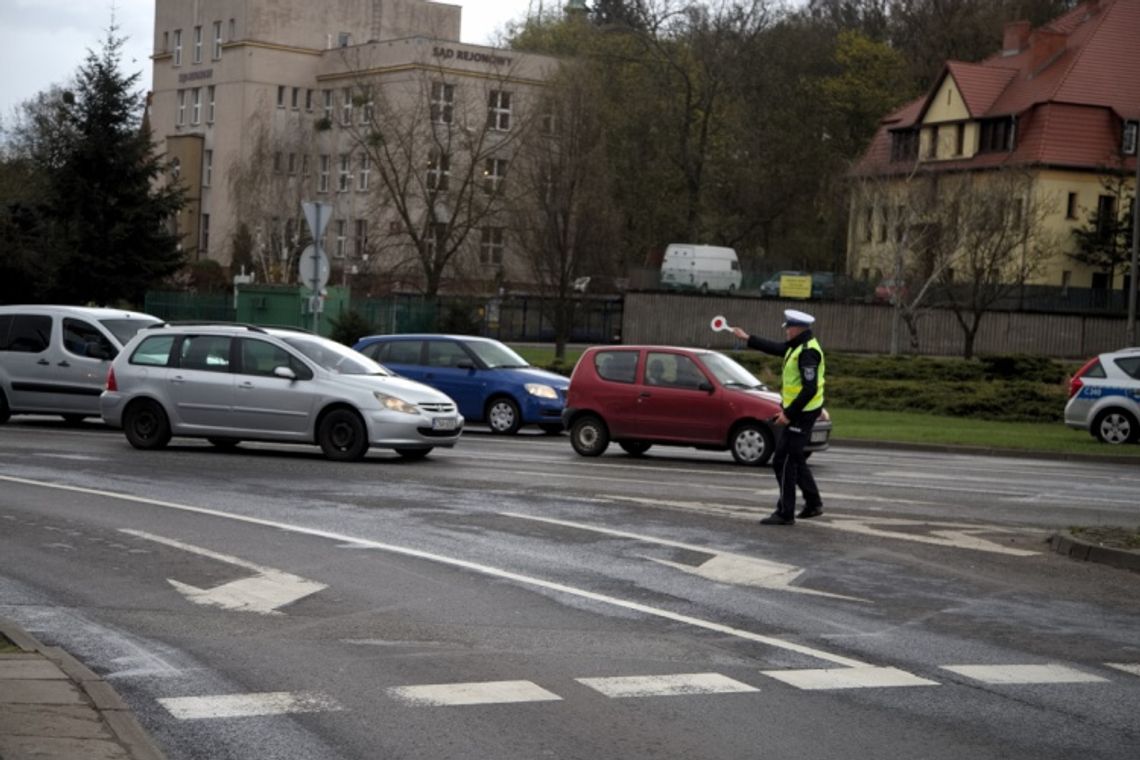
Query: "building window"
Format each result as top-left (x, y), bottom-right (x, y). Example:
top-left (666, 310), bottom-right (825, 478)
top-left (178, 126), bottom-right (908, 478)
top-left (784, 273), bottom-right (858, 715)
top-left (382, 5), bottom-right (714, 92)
top-left (338, 154), bottom-right (351, 192)
top-left (193, 26), bottom-right (202, 64)
top-left (229, 18), bottom-right (236, 40)
top-left (288, 153), bottom-right (297, 175)
top-left (323, 90), bottom-right (333, 121)
top-left (201, 213), bottom-right (210, 255)
top-left (1096, 194), bottom-right (1117, 242)
top-left (480, 227), bottom-right (504, 266)
top-left (203, 150), bottom-right (213, 187)
top-left (361, 89), bottom-right (374, 123)
top-left (487, 90), bottom-right (511, 131)
top-left (425, 222), bottom-right (447, 259)
top-left (318, 155), bottom-right (330, 192)
top-left (277, 86), bottom-right (285, 108)
top-left (427, 149), bottom-right (450, 191)
top-left (1066, 192), bottom-right (1078, 219)
top-left (1124, 121), bottom-right (1139, 156)
top-left (176, 89), bottom-right (186, 125)
top-left (978, 117), bottom-right (1015, 153)
top-left (173, 29), bottom-right (182, 66)
top-left (926, 125), bottom-right (939, 159)
top-left (190, 88), bottom-right (201, 124)
top-left (955, 123), bottom-right (966, 156)
top-left (863, 206), bottom-right (873, 243)
top-left (431, 82), bottom-right (454, 124)
top-left (162, 31), bottom-right (169, 53)
top-left (484, 157), bottom-right (508, 194)
top-left (273, 152), bottom-right (283, 174)
top-left (878, 208), bottom-right (889, 242)
top-left (305, 89), bottom-right (313, 111)
top-left (357, 154), bottom-right (370, 191)
top-left (341, 87), bottom-right (353, 125)
top-left (1061, 270), bottom-right (1072, 295)
top-left (338, 32), bottom-right (352, 48)
top-left (212, 21), bottom-right (223, 59)
top-left (354, 219), bottom-right (368, 257)
top-left (541, 106), bottom-right (557, 136)
top-left (889, 129), bottom-right (918, 162)
top-left (207, 85), bottom-right (215, 123)
top-left (291, 87), bottom-right (300, 110)
top-left (335, 219), bottom-right (347, 257)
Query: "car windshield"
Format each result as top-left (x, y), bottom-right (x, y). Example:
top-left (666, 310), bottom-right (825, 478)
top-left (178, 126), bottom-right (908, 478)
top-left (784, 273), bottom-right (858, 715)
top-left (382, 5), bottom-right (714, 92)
top-left (100, 318), bottom-right (161, 345)
top-left (700, 352), bottom-right (765, 389)
top-left (282, 334), bottom-right (390, 376)
top-left (466, 339), bottom-right (530, 369)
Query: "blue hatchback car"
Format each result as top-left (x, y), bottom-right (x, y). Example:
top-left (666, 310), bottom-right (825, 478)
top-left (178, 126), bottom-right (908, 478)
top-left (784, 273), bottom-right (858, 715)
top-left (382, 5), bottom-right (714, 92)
top-left (353, 334), bottom-right (568, 434)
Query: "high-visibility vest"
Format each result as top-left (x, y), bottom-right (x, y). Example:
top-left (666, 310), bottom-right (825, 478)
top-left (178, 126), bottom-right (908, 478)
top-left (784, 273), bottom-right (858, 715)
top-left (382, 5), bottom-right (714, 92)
top-left (782, 337), bottom-right (825, 411)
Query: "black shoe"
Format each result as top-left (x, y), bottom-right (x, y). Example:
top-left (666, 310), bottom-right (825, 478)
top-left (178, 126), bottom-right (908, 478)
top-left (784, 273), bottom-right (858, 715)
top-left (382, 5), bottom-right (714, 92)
top-left (797, 505), bottom-right (823, 519)
top-left (760, 514), bottom-right (795, 526)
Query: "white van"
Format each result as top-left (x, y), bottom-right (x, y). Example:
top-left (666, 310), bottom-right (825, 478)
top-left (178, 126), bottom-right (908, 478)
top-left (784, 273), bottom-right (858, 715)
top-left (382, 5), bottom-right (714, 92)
top-left (0, 305), bottom-right (161, 424)
top-left (659, 244), bottom-right (742, 293)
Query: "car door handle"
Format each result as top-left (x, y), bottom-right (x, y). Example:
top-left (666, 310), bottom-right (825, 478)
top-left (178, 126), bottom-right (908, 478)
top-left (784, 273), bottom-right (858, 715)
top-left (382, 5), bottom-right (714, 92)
top-left (639, 392), bottom-right (651, 398)
top-left (57, 361), bottom-right (71, 367)
top-left (37, 359), bottom-right (50, 365)
top-left (238, 381), bottom-right (254, 390)
top-left (170, 375), bottom-right (185, 384)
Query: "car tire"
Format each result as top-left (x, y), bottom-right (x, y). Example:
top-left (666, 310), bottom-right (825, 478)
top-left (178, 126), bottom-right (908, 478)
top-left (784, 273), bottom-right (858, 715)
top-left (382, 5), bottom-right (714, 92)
top-left (730, 421), bottom-right (774, 466)
top-left (0, 391), bottom-right (10, 424)
top-left (61, 414), bottom-right (87, 426)
top-left (1092, 408), bottom-right (1137, 445)
top-left (123, 400), bottom-right (172, 450)
top-left (570, 415), bottom-right (609, 457)
top-left (318, 408), bottom-right (369, 461)
top-left (208, 438), bottom-right (241, 450)
top-left (539, 423), bottom-right (564, 435)
top-left (486, 397), bottom-right (522, 435)
top-left (619, 441), bottom-right (652, 456)
top-left (395, 447), bottom-right (432, 461)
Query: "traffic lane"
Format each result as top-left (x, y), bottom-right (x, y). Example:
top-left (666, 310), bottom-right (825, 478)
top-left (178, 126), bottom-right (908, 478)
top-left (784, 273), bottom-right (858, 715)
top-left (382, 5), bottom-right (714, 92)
top-left (3, 482), bottom-right (1138, 760)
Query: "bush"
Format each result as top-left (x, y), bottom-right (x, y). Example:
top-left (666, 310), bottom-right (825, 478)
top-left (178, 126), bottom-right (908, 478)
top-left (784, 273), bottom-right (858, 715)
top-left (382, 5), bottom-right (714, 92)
top-left (978, 354), bottom-right (1068, 384)
top-left (826, 377), bottom-right (1066, 423)
top-left (328, 310), bottom-right (376, 346)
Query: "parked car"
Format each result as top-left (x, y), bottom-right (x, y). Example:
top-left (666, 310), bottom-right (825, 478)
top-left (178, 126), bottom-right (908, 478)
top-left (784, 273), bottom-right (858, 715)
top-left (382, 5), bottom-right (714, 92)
top-left (562, 345), bottom-right (831, 465)
top-left (873, 278), bottom-right (909, 305)
top-left (759, 272), bottom-right (835, 299)
top-left (353, 334), bottom-right (568, 435)
top-left (1064, 347), bottom-right (1140, 445)
top-left (0, 305), bottom-right (161, 424)
top-left (101, 323), bottom-right (462, 461)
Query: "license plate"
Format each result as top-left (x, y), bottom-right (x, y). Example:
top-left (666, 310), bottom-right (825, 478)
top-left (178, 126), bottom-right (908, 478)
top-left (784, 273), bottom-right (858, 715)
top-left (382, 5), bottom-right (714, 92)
top-left (810, 431), bottom-right (828, 444)
top-left (432, 417), bottom-right (458, 431)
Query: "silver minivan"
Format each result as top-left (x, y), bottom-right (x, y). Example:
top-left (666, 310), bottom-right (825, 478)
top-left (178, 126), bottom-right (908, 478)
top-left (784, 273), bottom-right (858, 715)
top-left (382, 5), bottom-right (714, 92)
top-left (101, 323), bottom-right (464, 461)
top-left (0, 305), bottom-right (161, 424)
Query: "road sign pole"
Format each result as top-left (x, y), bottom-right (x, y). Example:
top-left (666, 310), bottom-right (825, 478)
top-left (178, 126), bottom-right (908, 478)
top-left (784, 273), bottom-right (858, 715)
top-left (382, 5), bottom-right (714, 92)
top-left (313, 203), bottom-right (322, 334)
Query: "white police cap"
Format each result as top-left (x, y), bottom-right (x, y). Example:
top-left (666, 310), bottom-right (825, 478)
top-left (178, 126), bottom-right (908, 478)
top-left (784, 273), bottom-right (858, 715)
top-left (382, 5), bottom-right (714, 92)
top-left (782, 309), bottom-right (815, 328)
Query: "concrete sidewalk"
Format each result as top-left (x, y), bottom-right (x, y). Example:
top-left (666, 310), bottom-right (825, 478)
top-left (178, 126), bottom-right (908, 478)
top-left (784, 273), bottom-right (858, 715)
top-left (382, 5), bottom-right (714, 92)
top-left (0, 618), bottom-right (165, 760)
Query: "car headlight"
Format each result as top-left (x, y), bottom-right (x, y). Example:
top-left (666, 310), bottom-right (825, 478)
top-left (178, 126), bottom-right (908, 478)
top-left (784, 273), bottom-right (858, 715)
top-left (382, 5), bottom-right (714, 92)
top-left (374, 392), bottom-right (419, 415)
top-left (525, 383), bottom-right (559, 399)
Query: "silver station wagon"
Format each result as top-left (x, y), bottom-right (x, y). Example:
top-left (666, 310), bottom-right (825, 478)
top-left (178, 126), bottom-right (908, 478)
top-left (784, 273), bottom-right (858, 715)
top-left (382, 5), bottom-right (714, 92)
top-left (101, 323), bottom-right (463, 460)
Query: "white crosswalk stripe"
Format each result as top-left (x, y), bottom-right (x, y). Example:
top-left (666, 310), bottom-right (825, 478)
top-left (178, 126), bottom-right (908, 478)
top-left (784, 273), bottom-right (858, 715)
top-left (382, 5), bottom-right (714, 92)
top-left (761, 666), bottom-right (939, 690)
top-left (387, 680), bottom-right (563, 707)
top-left (940, 664), bottom-right (1108, 685)
top-left (158, 692), bottom-right (343, 720)
top-left (576, 673), bottom-right (759, 698)
top-left (1106, 663), bottom-right (1140, 678)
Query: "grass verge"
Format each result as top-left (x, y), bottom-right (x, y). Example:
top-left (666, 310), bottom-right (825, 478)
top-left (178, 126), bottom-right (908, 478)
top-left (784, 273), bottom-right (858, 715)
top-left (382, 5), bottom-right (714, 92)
top-left (0, 634), bottom-right (19, 653)
top-left (1069, 526), bottom-right (1140, 550)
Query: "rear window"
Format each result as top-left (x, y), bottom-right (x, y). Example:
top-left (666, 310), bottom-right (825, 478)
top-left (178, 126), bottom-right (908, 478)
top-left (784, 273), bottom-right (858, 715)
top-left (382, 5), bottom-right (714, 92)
top-left (1081, 359), bottom-right (1107, 379)
top-left (100, 317), bottom-right (161, 346)
top-left (384, 340), bottom-right (423, 364)
top-left (1, 314), bottom-right (51, 353)
top-left (178, 335), bottom-right (232, 372)
top-left (594, 350), bottom-right (637, 384)
top-left (1114, 357), bottom-right (1140, 380)
top-left (131, 335), bottom-right (176, 366)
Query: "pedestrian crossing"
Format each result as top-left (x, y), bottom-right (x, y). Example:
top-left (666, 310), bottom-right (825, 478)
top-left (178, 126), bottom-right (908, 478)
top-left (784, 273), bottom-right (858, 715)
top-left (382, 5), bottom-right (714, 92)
top-left (160, 662), bottom-right (1140, 718)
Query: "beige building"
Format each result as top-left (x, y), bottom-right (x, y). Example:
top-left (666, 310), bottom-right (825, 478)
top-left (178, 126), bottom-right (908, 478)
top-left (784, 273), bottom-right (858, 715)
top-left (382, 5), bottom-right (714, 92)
top-left (150, 0), bottom-right (563, 292)
top-left (849, 0), bottom-right (1139, 300)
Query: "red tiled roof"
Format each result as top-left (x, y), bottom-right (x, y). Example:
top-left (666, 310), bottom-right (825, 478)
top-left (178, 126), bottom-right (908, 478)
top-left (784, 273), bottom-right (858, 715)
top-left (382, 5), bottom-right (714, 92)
top-left (855, 0), bottom-right (1140, 176)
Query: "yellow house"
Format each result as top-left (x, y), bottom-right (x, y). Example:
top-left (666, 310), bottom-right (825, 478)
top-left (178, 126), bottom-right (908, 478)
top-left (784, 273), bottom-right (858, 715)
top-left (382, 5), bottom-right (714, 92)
top-left (849, 0), bottom-right (1139, 297)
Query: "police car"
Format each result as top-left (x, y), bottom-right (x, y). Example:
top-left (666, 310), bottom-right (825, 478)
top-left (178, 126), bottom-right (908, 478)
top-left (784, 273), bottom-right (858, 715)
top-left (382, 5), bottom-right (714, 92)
top-left (1064, 347), bottom-right (1140, 445)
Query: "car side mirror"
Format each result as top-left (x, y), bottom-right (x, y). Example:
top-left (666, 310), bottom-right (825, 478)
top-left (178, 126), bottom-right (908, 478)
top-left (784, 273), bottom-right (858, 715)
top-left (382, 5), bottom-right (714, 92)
top-left (456, 360), bottom-right (476, 370)
top-left (273, 366), bottom-right (297, 381)
top-left (699, 381), bottom-right (715, 393)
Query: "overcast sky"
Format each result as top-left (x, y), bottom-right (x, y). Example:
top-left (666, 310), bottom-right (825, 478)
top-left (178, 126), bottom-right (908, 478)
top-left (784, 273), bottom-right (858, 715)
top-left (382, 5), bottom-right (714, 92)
top-left (0, 0), bottom-right (540, 123)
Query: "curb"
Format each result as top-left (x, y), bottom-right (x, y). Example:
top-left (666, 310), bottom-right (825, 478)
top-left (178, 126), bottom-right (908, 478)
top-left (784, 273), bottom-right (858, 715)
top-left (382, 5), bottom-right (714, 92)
top-left (0, 617), bottom-right (167, 760)
top-left (833, 437), bottom-right (1140, 466)
top-left (1049, 531), bottom-right (1140, 573)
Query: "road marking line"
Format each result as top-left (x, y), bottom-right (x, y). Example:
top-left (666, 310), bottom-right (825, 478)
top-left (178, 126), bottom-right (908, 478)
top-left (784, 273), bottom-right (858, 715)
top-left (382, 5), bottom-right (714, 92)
top-left (816, 518), bottom-right (1039, 557)
top-left (576, 673), bottom-right (758, 698)
top-left (120, 530), bottom-right (327, 615)
top-left (0, 475), bottom-right (872, 669)
top-left (1106, 663), bottom-right (1140, 678)
top-left (940, 664), bottom-right (1108, 685)
top-left (158, 691), bottom-right (342, 720)
top-left (388, 680), bottom-right (562, 706)
top-left (761, 667), bottom-right (939, 690)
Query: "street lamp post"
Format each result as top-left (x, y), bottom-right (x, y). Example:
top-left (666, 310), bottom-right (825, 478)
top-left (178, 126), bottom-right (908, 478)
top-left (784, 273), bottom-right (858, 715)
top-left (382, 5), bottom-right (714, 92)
top-left (1129, 138), bottom-right (1139, 346)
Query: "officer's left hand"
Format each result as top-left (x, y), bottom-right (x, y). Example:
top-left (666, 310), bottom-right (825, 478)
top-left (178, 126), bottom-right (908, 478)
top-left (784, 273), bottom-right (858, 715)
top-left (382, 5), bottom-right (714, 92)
top-left (774, 412), bottom-right (789, 426)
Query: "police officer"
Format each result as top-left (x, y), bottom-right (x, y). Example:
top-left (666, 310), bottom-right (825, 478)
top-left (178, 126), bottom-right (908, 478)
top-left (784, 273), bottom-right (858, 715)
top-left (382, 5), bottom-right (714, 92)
top-left (732, 309), bottom-right (825, 525)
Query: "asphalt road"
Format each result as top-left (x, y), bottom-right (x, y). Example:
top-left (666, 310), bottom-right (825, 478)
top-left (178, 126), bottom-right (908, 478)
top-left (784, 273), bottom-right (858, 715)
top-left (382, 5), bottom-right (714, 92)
top-left (1, 418), bottom-right (1138, 760)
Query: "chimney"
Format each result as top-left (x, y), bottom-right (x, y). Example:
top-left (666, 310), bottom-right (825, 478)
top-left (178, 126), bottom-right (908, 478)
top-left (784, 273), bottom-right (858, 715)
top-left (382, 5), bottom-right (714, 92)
top-left (1002, 20), bottom-right (1031, 56)
top-left (1029, 28), bottom-right (1067, 73)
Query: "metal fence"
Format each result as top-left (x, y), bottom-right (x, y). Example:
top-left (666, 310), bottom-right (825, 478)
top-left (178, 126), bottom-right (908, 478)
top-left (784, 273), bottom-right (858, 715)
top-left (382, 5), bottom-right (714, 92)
top-left (145, 291), bottom-right (236, 322)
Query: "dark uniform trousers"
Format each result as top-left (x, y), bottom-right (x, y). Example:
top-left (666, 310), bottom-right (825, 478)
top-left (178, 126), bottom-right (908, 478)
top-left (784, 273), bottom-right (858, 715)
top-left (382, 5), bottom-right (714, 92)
top-left (773, 409), bottom-right (822, 520)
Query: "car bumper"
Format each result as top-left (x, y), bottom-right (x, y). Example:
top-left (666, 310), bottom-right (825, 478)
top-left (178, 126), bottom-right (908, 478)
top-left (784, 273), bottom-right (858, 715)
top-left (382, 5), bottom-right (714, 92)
top-left (520, 394), bottom-right (565, 425)
top-left (806, 419), bottom-right (832, 452)
top-left (364, 410), bottom-right (464, 448)
top-left (99, 392), bottom-right (126, 428)
top-left (1063, 397), bottom-right (1091, 430)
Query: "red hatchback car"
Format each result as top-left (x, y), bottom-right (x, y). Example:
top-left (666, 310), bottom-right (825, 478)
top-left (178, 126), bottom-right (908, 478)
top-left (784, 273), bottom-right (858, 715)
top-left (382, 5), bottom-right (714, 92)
top-left (562, 345), bottom-right (831, 465)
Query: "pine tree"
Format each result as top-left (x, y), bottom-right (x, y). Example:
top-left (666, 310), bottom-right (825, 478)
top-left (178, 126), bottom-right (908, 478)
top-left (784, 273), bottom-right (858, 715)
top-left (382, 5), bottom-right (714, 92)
top-left (49, 28), bottom-right (184, 305)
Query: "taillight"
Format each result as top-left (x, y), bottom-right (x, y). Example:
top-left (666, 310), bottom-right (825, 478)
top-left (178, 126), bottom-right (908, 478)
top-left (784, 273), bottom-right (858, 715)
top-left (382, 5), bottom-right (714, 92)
top-left (105, 367), bottom-right (117, 392)
top-left (1068, 357), bottom-right (1098, 399)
